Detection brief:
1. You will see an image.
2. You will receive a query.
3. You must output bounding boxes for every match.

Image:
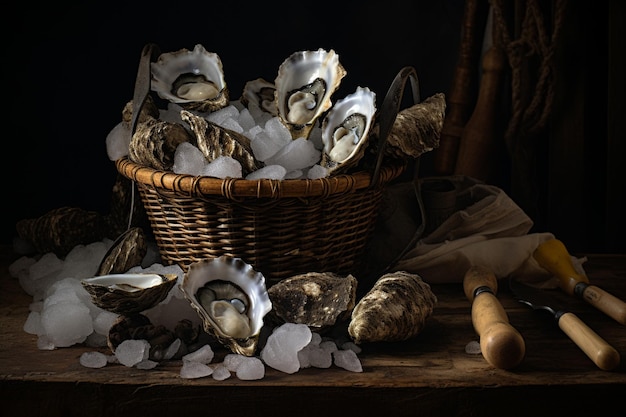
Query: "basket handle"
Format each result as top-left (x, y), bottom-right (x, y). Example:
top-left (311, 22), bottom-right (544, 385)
top-left (371, 66), bottom-right (421, 188)
top-left (130, 43), bottom-right (161, 136)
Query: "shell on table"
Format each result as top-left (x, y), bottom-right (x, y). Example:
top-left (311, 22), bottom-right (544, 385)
top-left (179, 256), bottom-right (272, 356)
top-left (81, 273), bottom-right (179, 316)
top-left (320, 86), bottom-right (377, 175)
top-left (151, 44), bottom-right (229, 113)
top-left (274, 48), bottom-right (346, 140)
top-left (348, 271), bottom-right (437, 344)
top-left (267, 272), bottom-right (358, 331)
top-left (180, 109), bottom-right (263, 175)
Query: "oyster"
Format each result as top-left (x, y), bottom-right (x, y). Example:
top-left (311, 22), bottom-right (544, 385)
top-left (275, 48), bottom-right (346, 140)
top-left (81, 273), bottom-right (178, 316)
top-left (240, 77), bottom-right (277, 116)
top-left (180, 256), bottom-right (272, 356)
top-left (180, 109), bottom-right (263, 175)
top-left (151, 44), bottom-right (229, 113)
top-left (128, 116), bottom-right (193, 171)
top-left (320, 86), bottom-right (376, 175)
top-left (267, 272), bottom-right (358, 331)
top-left (382, 92), bottom-right (446, 159)
top-left (96, 227), bottom-right (147, 276)
top-left (348, 271), bottom-right (437, 344)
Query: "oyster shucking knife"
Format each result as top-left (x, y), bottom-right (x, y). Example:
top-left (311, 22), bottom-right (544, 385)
top-left (534, 238), bottom-right (626, 325)
top-left (509, 278), bottom-right (620, 371)
top-left (464, 266), bottom-right (525, 369)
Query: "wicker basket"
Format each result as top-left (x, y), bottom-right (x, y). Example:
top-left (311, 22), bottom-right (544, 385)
top-left (116, 157), bottom-right (406, 285)
top-left (117, 44), bottom-right (421, 286)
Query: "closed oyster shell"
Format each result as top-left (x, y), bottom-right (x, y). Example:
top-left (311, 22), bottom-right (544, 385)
top-left (121, 95), bottom-right (160, 129)
top-left (379, 93), bottom-right (446, 159)
top-left (180, 256), bottom-right (272, 356)
top-left (267, 272), bottom-right (357, 331)
top-left (181, 109), bottom-right (263, 175)
top-left (128, 116), bottom-right (193, 170)
top-left (348, 271), bottom-right (437, 344)
top-left (96, 227), bottom-right (147, 276)
top-left (16, 206), bottom-right (107, 257)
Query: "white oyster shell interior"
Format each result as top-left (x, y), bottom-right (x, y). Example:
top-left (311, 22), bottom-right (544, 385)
top-left (275, 48), bottom-right (346, 131)
top-left (151, 44), bottom-right (227, 103)
top-left (321, 86), bottom-right (376, 171)
top-left (180, 256), bottom-right (272, 355)
top-left (82, 273), bottom-right (171, 292)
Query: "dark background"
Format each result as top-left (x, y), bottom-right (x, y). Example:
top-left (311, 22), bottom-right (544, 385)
top-left (4, 1), bottom-right (624, 254)
top-left (5, 1), bottom-right (464, 243)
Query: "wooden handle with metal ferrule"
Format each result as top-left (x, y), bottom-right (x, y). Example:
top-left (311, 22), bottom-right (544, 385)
top-left (575, 283), bottom-right (626, 326)
top-left (557, 312), bottom-right (621, 371)
top-left (535, 238), bottom-right (626, 325)
top-left (464, 266), bottom-right (525, 369)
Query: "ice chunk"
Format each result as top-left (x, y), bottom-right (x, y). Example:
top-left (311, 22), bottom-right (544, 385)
top-left (115, 339), bottom-right (151, 367)
top-left (105, 122), bottom-right (131, 161)
top-left (260, 323), bottom-right (312, 374)
top-left (172, 142), bottom-right (207, 175)
top-left (245, 165), bottom-right (286, 180)
top-left (333, 349), bottom-right (363, 372)
top-left (236, 356), bottom-right (265, 380)
top-left (182, 344), bottom-right (214, 364)
top-left (180, 361), bottom-right (213, 379)
top-left (211, 363), bottom-right (231, 381)
top-left (80, 351), bottom-right (108, 368)
top-left (41, 301), bottom-right (93, 347)
top-left (202, 156), bottom-right (243, 179)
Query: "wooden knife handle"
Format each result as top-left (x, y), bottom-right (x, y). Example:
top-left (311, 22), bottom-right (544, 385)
top-left (578, 284), bottom-right (626, 326)
top-left (464, 266), bottom-right (525, 369)
top-left (558, 312), bottom-right (620, 371)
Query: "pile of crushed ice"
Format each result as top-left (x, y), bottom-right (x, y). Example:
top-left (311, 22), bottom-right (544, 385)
top-left (105, 100), bottom-right (330, 180)
top-left (9, 239), bottom-right (363, 380)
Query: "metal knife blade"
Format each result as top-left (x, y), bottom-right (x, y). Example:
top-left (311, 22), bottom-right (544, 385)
top-left (509, 278), bottom-right (620, 371)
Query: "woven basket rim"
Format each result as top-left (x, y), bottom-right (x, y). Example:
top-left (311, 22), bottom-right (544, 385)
top-left (115, 156), bottom-right (406, 199)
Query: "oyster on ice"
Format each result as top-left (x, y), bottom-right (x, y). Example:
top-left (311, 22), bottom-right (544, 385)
top-left (180, 256), bottom-right (272, 356)
top-left (241, 77), bottom-right (278, 116)
top-left (275, 48), bottom-right (346, 140)
top-left (320, 87), bottom-right (376, 175)
top-left (151, 44), bottom-right (229, 113)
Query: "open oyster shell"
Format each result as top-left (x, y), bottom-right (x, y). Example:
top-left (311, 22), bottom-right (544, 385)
top-left (180, 256), bottom-right (272, 356)
top-left (81, 273), bottom-right (178, 316)
top-left (240, 77), bottom-right (277, 116)
top-left (320, 86), bottom-right (376, 175)
top-left (275, 48), bottom-right (346, 140)
top-left (151, 44), bottom-right (229, 113)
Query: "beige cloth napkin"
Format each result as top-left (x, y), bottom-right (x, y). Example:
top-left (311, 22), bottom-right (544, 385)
top-left (364, 175), bottom-right (577, 287)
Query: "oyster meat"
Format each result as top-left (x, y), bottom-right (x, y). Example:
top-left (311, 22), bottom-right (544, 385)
top-left (267, 272), bottom-right (358, 331)
top-left (348, 271), bottom-right (437, 344)
top-left (320, 86), bottom-right (376, 175)
top-left (81, 273), bottom-right (178, 316)
top-left (180, 256), bottom-right (272, 356)
top-left (151, 44), bottom-right (229, 113)
top-left (275, 48), bottom-right (346, 140)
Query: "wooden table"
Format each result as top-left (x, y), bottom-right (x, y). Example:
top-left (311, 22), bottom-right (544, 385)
top-left (1, 246), bottom-right (625, 417)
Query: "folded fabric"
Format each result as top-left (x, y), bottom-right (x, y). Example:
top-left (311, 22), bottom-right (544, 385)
top-left (363, 175), bottom-right (569, 287)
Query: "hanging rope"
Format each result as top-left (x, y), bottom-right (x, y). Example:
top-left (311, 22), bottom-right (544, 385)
top-left (490, 0), bottom-right (568, 150)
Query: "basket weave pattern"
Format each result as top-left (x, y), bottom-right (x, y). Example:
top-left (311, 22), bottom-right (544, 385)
top-left (117, 157), bottom-right (406, 285)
